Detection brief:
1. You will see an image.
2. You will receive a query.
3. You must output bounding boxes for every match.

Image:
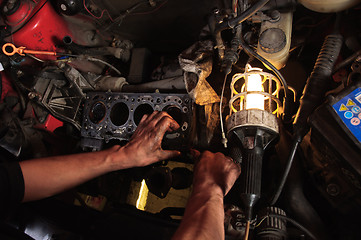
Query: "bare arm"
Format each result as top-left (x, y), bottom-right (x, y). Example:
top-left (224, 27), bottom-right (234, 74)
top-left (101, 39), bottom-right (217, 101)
top-left (172, 151), bottom-right (241, 240)
top-left (20, 111), bottom-right (180, 202)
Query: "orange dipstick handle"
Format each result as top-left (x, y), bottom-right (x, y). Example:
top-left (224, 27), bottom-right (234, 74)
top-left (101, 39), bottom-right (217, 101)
top-left (2, 43), bottom-right (57, 56)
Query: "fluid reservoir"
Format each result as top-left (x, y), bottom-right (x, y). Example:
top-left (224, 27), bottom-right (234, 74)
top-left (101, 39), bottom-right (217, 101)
top-left (298, 0), bottom-right (361, 13)
top-left (257, 11), bottom-right (293, 70)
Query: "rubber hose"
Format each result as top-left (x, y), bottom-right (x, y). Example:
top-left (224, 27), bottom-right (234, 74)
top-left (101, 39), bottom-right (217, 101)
top-left (216, 0), bottom-right (269, 32)
top-left (293, 34), bottom-right (343, 138)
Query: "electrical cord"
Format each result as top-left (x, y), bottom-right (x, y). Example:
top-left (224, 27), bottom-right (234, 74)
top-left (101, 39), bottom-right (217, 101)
top-left (216, 0), bottom-right (269, 32)
top-left (255, 216), bottom-right (268, 228)
top-left (270, 136), bottom-right (301, 205)
top-left (239, 36), bottom-right (288, 101)
top-left (83, 0), bottom-right (115, 22)
top-left (333, 48), bottom-right (361, 74)
top-left (130, 0), bottom-right (168, 15)
top-left (243, 220), bottom-right (250, 240)
top-left (106, 0), bottom-right (164, 29)
top-left (86, 56), bottom-right (121, 75)
top-left (26, 53), bottom-right (45, 63)
top-left (220, 73), bottom-right (229, 148)
top-left (268, 214), bottom-right (317, 240)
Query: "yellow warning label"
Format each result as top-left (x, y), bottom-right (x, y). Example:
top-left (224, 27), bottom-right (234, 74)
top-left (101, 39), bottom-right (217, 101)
top-left (346, 99), bottom-right (356, 107)
top-left (339, 104), bottom-right (348, 111)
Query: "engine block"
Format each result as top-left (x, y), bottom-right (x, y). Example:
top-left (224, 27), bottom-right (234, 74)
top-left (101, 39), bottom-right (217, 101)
top-left (81, 92), bottom-right (193, 151)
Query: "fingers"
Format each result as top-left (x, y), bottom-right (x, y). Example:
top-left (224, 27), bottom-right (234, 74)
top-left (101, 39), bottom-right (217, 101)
top-left (158, 149), bottom-right (181, 161)
top-left (144, 111), bottom-right (166, 125)
top-left (190, 149), bottom-right (200, 159)
top-left (139, 111), bottom-right (179, 130)
top-left (153, 111), bottom-right (179, 129)
top-left (138, 113), bottom-right (150, 125)
top-left (156, 118), bottom-right (179, 138)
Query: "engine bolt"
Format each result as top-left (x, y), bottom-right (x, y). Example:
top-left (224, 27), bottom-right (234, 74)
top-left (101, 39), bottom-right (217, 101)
top-left (326, 183), bottom-right (340, 196)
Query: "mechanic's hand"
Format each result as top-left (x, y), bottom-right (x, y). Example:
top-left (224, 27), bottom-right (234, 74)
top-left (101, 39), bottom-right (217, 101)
top-left (192, 150), bottom-right (241, 196)
top-left (122, 111), bottom-right (181, 167)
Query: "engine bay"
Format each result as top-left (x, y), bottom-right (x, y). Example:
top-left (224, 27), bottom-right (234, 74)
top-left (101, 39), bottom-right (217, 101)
top-left (1, 0), bottom-right (361, 239)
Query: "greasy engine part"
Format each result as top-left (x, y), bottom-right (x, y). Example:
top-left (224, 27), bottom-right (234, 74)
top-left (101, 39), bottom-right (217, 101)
top-left (255, 207), bottom-right (287, 240)
top-left (55, 0), bottom-right (83, 16)
top-left (178, 40), bottom-right (220, 145)
top-left (145, 166), bottom-right (193, 199)
top-left (32, 67), bottom-right (84, 129)
top-left (303, 79), bottom-right (361, 216)
top-left (0, 107), bottom-right (24, 156)
top-left (62, 36), bottom-right (132, 61)
top-left (81, 92), bottom-right (193, 151)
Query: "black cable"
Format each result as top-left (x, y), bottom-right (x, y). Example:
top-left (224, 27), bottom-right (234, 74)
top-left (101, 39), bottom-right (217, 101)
top-left (104, 1), bottom-right (146, 30)
top-left (333, 48), bottom-right (361, 74)
top-left (268, 214), bottom-right (318, 240)
top-left (269, 135), bottom-right (301, 205)
top-left (215, 0), bottom-right (269, 32)
top-left (239, 34), bottom-right (289, 103)
top-left (9, 67), bottom-right (28, 117)
top-left (4, 0), bottom-right (49, 38)
top-left (105, 0), bottom-right (164, 30)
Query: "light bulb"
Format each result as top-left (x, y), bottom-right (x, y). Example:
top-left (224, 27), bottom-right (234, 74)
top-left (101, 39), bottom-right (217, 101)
top-left (245, 73), bottom-right (264, 110)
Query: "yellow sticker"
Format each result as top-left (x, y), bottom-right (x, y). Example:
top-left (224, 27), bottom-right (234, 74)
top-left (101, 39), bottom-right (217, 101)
top-left (346, 99), bottom-right (356, 107)
top-left (339, 104), bottom-right (348, 111)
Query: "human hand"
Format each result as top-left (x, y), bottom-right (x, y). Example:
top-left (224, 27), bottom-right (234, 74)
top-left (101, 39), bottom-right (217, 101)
top-left (192, 150), bottom-right (241, 196)
top-left (121, 111), bottom-right (181, 167)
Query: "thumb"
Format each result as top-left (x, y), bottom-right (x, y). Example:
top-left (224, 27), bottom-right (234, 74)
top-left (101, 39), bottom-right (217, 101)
top-left (158, 150), bottom-right (181, 161)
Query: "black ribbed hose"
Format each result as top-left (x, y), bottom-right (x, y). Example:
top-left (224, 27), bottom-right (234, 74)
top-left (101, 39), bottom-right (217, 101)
top-left (271, 34), bottom-right (343, 206)
top-left (293, 34), bottom-right (343, 138)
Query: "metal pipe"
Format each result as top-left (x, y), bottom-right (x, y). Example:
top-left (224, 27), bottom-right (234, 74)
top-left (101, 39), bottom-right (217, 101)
top-left (121, 76), bottom-right (185, 92)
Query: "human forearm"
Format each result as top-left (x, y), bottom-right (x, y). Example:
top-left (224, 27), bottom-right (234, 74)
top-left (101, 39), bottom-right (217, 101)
top-left (19, 111), bottom-right (180, 202)
top-left (172, 184), bottom-right (225, 240)
top-left (172, 151), bottom-right (241, 240)
top-left (20, 145), bottom-right (126, 201)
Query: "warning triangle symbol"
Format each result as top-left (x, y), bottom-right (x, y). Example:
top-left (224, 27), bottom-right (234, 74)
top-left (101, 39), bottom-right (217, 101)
top-left (346, 99), bottom-right (356, 107)
top-left (339, 104), bottom-right (348, 111)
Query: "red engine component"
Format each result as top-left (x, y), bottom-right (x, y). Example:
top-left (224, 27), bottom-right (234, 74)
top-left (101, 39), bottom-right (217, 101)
top-left (0, 71), bottom-right (17, 102)
top-left (34, 114), bottom-right (64, 132)
top-left (2, 0), bottom-right (73, 60)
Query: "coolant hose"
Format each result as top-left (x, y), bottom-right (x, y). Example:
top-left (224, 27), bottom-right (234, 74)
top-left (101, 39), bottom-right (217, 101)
top-left (293, 34), bottom-right (343, 138)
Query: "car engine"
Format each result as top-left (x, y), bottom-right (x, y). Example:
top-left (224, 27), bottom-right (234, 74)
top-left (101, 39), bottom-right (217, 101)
top-left (1, 0), bottom-right (361, 239)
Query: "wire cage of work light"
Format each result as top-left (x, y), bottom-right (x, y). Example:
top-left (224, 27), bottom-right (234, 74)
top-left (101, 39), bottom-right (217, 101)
top-left (229, 64), bottom-right (284, 117)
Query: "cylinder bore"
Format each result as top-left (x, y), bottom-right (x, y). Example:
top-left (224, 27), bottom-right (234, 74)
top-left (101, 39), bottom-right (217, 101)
top-left (163, 105), bottom-right (183, 125)
top-left (89, 101), bottom-right (106, 124)
top-left (134, 104), bottom-right (154, 125)
top-left (110, 102), bottom-right (129, 126)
